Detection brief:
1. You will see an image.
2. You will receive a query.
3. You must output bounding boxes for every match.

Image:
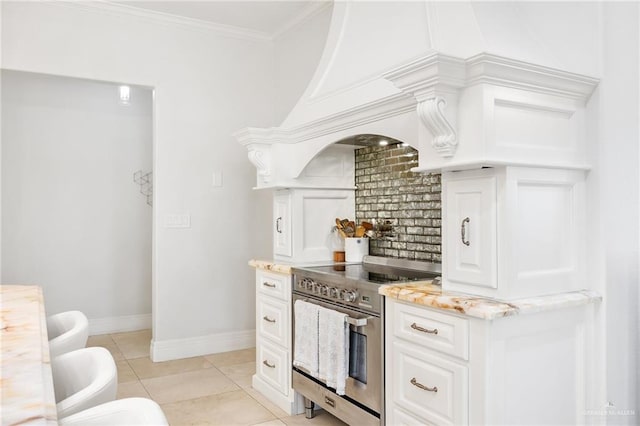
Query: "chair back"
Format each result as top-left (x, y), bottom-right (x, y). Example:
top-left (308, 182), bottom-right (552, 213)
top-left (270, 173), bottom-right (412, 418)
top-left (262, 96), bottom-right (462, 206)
top-left (47, 311), bottom-right (89, 358)
top-left (58, 398), bottom-right (168, 425)
top-left (52, 347), bottom-right (117, 419)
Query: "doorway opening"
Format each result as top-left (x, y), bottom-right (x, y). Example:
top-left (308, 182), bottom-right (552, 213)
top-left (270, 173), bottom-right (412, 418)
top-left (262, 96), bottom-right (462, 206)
top-left (1, 70), bottom-right (155, 340)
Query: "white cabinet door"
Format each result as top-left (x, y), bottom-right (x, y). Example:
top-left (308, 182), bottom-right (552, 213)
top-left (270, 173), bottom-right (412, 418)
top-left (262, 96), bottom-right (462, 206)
top-left (273, 191), bottom-right (292, 257)
top-left (444, 173), bottom-right (497, 289)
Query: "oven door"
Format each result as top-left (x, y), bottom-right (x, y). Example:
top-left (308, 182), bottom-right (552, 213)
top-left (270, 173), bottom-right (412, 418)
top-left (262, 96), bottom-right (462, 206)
top-left (291, 293), bottom-right (382, 414)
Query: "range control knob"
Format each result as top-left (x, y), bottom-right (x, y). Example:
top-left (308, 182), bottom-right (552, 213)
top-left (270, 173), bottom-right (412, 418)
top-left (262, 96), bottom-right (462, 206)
top-left (329, 287), bottom-right (340, 299)
top-left (316, 284), bottom-right (328, 296)
top-left (343, 289), bottom-right (358, 303)
top-left (304, 279), bottom-right (315, 291)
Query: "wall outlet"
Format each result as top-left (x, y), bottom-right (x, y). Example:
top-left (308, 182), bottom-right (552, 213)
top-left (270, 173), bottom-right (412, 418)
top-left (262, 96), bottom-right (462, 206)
top-left (165, 214), bottom-right (191, 228)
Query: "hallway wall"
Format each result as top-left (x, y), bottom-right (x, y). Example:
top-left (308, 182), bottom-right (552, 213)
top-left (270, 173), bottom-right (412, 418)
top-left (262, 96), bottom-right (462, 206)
top-left (1, 70), bottom-right (153, 333)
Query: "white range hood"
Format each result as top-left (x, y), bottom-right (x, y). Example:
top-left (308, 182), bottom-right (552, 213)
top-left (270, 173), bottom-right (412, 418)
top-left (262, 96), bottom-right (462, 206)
top-left (235, 1), bottom-right (598, 188)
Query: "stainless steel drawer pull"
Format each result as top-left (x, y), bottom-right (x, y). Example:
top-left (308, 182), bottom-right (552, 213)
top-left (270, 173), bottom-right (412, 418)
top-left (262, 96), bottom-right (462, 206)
top-left (461, 217), bottom-right (470, 246)
top-left (324, 396), bottom-right (336, 407)
top-left (262, 282), bottom-right (276, 288)
top-left (262, 316), bottom-right (276, 323)
top-left (262, 360), bottom-right (275, 368)
top-left (411, 322), bottom-right (438, 335)
top-left (411, 377), bottom-right (437, 392)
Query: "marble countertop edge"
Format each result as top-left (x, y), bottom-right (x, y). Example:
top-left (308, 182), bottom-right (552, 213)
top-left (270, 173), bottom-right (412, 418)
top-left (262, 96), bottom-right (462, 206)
top-left (248, 259), bottom-right (294, 274)
top-left (380, 282), bottom-right (602, 320)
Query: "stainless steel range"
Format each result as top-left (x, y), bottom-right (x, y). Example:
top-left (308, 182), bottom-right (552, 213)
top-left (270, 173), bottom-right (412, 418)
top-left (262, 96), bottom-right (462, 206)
top-left (291, 255), bottom-right (441, 426)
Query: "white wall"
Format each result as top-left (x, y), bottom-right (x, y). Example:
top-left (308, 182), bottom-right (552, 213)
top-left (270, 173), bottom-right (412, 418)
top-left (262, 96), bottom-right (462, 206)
top-left (0, 2), bottom-right (3, 280)
top-left (592, 3), bottom-right (639, 423)
top-left (2, 71), bottom-right (153, 332)
top-left (1, 1), bottom-right (276, 360)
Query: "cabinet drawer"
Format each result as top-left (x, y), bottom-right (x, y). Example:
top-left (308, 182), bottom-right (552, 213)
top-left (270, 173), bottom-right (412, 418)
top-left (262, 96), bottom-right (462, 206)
top-left (391, 339), bottom-right (468, 425)
top-left (257, 296), bottom-right (289, 347)
top-left (256, 270), bottom-right (290, 300)
top-left (387, 406), bottom-right (437, 426)
top-left (256, 338), bottom-right (289, 396)
top-left (392, 300), bottom-right (469, 360)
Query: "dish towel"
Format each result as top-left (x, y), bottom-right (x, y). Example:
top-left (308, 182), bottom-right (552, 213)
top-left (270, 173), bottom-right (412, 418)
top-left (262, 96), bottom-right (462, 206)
top-left (293, 300), bottom-right (320, 378)
top-left (318, 306), bottom-right (350, 395)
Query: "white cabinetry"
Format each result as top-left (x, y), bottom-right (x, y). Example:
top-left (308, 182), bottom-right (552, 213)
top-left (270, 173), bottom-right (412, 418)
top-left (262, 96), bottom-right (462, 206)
top-left (273, 192), bottom-right (292, 257)
top-left (273, 188), bottom-right (354, 263)
top-left (443, 173), bottom-right (497, 290)
top-left (442, 166), bottom-right (586, 300)
top-left (252, 269), bottom-right (303, 415)
top-left (385, 298), bottom-right (594, 425)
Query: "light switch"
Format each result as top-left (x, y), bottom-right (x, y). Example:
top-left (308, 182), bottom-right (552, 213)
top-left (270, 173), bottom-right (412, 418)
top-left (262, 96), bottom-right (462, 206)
top-left (165, 214), bottom-right (191, 228)
top-left (212, 171), bottom-right (223, 187)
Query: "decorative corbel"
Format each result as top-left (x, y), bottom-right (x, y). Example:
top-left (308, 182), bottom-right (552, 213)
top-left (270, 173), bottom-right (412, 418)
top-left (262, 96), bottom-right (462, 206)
top-left (247, 144), bottom-right (271, 183)
top-left (417, 97), bottom-right (458, 158)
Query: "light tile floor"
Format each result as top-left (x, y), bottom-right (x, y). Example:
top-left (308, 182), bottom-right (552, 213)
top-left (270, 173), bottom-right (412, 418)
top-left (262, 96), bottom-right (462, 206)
top-left (87, 330), bottom-right (347, 426)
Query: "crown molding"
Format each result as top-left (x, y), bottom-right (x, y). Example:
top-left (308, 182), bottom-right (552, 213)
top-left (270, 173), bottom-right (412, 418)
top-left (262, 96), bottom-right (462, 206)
top-left (271, 1), bottom-right (333, 41)
top-left (234, 92), bottom-right (415, 148)
top-left (465, 53), bottom-right (600, 101)
top-left (383, 51), bottom-right (467, 99)
top-left (49, 0), bottom-right (273, 42)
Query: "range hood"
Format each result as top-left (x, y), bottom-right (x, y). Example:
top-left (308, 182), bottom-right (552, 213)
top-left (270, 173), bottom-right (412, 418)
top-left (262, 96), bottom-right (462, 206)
top-left (235, 1), bottom-right (598, 189)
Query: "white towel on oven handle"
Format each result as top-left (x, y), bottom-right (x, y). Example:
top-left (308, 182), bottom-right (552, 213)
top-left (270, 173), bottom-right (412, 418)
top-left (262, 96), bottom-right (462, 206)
top-left (318, 306), bottom-right (349, 395)
top-left (293, 300), bottom-right (320, 378)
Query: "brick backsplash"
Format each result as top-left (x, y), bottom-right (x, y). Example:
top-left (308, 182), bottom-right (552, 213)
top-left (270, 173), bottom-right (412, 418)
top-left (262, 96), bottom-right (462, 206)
top-left (355, 144), bottom-right (442, 262)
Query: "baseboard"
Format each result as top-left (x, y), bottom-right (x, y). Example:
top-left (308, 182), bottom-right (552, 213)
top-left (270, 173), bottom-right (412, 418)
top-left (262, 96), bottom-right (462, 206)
top-left (89, 313), bottom-right (152, 335)
top-left (151, 329), bottom-right (256, 362)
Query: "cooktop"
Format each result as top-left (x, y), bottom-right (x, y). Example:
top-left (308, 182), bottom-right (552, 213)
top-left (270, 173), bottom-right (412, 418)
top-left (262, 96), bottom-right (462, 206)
top-left (292, 255), bottom-right (441, 286)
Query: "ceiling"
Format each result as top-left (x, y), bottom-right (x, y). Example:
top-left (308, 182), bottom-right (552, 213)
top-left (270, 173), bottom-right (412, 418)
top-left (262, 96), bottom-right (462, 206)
top-left (114, 0), bottom-right (330, 37)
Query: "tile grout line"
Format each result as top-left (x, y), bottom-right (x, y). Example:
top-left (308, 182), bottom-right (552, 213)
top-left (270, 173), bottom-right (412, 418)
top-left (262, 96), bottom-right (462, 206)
top-left (105, 337), bottom-right (294, 424)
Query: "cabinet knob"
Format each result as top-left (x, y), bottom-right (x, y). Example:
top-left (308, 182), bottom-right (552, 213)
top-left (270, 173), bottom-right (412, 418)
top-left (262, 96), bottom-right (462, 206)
top-left (410, 377), bottom-right (438, 392)
top-left (461, 217), bottom-right (470, 246)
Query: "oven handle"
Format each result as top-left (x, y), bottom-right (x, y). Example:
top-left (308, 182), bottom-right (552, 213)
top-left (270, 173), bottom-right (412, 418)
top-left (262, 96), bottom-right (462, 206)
top-left (294, 296), bottom-right (375, 327)
top-left (345, 316), bottom-right (370, 327)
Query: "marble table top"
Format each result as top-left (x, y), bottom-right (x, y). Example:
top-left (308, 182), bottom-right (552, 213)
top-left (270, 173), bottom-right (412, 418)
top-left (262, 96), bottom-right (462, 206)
top-left (1, 285), bottom-right (57, 425)
top-left (379, 281), bottom-right (602, 320)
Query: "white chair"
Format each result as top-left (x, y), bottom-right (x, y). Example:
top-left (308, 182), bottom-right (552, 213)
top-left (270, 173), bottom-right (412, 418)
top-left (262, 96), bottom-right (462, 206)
top-left (47, 310), bottom-right (89, 358)
top-left (58, 398), bottom-right (168, 425)
top-left (52, 347), bottom-right (118, 419)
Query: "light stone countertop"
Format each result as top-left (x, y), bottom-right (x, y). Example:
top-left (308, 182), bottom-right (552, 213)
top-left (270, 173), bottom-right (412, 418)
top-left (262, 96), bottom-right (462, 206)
top-left (1, 285), bottom-right (57, 425)
top-left (248, 259), bottom-right (342, 275)
top-left (248, 259), bottom-right (295, 275)
top-left (249, 260), bottom-right (601, 320)
top-left (379, 281), bottom-right (602, 320)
